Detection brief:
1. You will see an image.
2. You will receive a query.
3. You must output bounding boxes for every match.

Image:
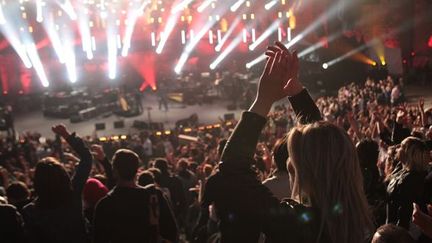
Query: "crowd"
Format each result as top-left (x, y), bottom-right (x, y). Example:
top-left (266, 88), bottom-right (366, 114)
top-left (0, 42), bottom-right (431, 243)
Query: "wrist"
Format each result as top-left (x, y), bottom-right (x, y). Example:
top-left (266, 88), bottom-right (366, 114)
top-left (288, 81), bottom-right (304, 97)
top-left (249, 98), bottom-right (273, 117)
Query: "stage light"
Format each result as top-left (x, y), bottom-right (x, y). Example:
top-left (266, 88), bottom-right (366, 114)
top-left (156, 13), bottom-right (180, 54)
top-left (230, 0), bottom-right (245, 12)
top-left (251, 28), bottom-right (256, 42)
top-left (108, 29), bottom-right (118, 80)
top-left (44, 20), bottom-right (65, 64)
top-left (210, 35), bottom-right (242, 70)
top-left (249, 20), bottom-right (281, 51)
top-left (197, 0), bottom-right (213, 13)
top-left (181, 30), bottom-right (186, 44)
top-left (322, 63), bottom-right (328, 69)
top-left (172, 0), bottom-right (194, 14)
top-left (122, 1), bottom-right (149, 57)
top-left (215, 18), bottom-right (240, 52)
top-left (325, 39), bottom-right (379, 68)
top-left (36, 0), bottom-right (43, 23)
top-left (264, 0), bottom-right (278, 10)
top-left (372, 62), bottom-right (377, 66)
top-left (0, 23), bottom-right (32, 68)
top-left (0, 4), bottom-right (6, 25)
top-left (58, 0), bottom-right (77, 20)
top-left (298, 32), bottom-right (342, 58)
top-left (151, 32), bottom-right (156, 47)
top-left (64, 39), bottom-right (77, 83)
top-left (246, 54), bottom-right (266, 69)
top-left (25, 43), bottom-right (49, 87)
top-left (242, 28), bottom-right (247, 43)
top-left (174, 52), bottom-right (189, 74)
top-left (208, 30), bottom-right (214, 44)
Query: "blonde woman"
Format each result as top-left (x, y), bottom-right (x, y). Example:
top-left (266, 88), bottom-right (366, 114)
top-left (202, 43), bottom-right (373, 243)
top-left (387, 136), bottom-right (430, 229)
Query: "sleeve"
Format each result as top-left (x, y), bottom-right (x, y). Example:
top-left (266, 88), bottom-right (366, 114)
top-left (288, 89), bottom-right (322, 124)
top-left (66, 133), bottom-right (93, 195)
top-left (93, 199), bottom-right (111, 243)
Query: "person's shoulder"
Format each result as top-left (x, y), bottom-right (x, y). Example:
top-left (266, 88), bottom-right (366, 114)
top-left (0, 204), bottom-right (19, 215)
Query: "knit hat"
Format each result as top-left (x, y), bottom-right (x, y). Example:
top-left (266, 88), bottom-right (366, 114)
top-left (82, 178), bottom-right (108, 208)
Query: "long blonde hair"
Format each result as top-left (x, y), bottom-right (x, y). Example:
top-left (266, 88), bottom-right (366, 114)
top-left (288, 121), bottom-right (373, 243)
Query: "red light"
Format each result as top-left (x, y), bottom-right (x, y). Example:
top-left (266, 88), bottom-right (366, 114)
top-left (428, 36), bottom-right (432, 48)
top-left (411, 51), bottom-right (415, 56)
top-left (403, 59), bottom-right (407, 64)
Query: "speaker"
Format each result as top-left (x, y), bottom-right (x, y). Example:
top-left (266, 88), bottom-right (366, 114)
top-left (114, 120), bottom-right (125, 129)
top-left (133, 120), bottom-right (148, 130)
top-left (95, 123), bottom-right (106, 130)
top-left (224, 113), bottom-right (235, 121)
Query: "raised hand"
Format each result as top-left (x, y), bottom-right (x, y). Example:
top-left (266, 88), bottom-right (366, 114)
top-left (52, 124), bottom-right (70, 138)
top-left (91, 144), bottom-right (106, 161)
top-left (266, 42), bottom-right (303, 97)
top-left (250, 43), bottom-right (303, 117)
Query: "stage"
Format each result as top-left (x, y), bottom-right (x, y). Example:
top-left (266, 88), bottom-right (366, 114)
top-left (13, 84), bottom-right (432, 138)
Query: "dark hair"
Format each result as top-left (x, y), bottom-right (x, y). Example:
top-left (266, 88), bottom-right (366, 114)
top-left (272, 137), bottom-right (288, 173)
top-left (154, 158), bottom-right (169, 175)
top-left (34, 157), bottom-right (72, 209)
top-left (356, 139), bottom-right (379, 169)
top-left (372, 224), bottom-right (414, 243)
top-left (138, 171), bottom-right (155, 187)
top-left (112, 149), bottom-right (140, 181)
top-left (6, 181), bottom-right (30, 203)
top-left (147, 168), bottom-right (162, 185)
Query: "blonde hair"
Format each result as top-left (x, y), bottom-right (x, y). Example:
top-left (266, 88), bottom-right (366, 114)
top-left (288, 121), bottom-right (373, 243)
top-left (399, 137), bottom-right (429, 172)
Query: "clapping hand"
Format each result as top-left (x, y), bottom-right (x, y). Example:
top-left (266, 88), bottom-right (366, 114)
top-left (250, 42), bottom-right (303, 116)
top-left (52, 124), bottom-right (70, 139)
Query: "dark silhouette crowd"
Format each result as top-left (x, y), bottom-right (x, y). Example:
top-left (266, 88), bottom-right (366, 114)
top-left (0, 42), bottom-right (432, 243)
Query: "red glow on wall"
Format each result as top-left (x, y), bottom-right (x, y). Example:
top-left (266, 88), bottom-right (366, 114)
top-left (0, 66), bottom-right (8, 94)
top-left (428, 36), bottom-right (432, 48)
top-left (20, 68), bottom-right (32, 94)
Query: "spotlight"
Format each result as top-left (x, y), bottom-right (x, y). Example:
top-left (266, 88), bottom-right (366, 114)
top-left (264, 0), bottom-right (278, 10)
top-left (230, 0), bottom-right (246, 12)
top-left (210, 36), bottom-right (242, 70)
top-left (322, 63), bottom-right (328, 69)
top-left (249, 20), bottom-right (281, 51)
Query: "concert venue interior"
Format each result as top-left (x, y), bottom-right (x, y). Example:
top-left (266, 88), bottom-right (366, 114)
top-left (0, 1), bottom-right (432, 243)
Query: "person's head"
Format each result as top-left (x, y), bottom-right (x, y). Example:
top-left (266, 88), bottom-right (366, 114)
top-left (112, 149), bottom-right (140, 182)
top-left (371, 224), bottom-right (414, 243)
top-left (82, 178), bottom-right (108, 208)
top-left (153, 158), bottom-right (169, 175)
top-left (397, 137), bottom-right (429, 172)
top-left (356, 139), bottom-right (379, 169)
top-left (147, 168), bottom-right (162, 185)
top-left (6, 181), bottom-right (30, 204)
top-left (272, 136), bottom-right (288, 173)
top-left (287, 121), bottom-right (372, 243)
top-left (34, 157), bottom-right (72, 208)
top-left (138, 171), bottom-right (155, 187)
top-left (177, 159), bottom-right (189, 172)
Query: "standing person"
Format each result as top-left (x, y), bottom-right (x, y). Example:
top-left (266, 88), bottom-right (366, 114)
top-left (202, 43), bottom-right (373, 242)
top-left (93, 149), bottom-right (178, 243)
top-left (153, 159), bottom-right (186, 225)
top-left (387, 137), bottom-right (430, 229)
top-left (22, 124), bottom-right (93, 243)
top-left (262, 136), bottom-right (291, 201)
